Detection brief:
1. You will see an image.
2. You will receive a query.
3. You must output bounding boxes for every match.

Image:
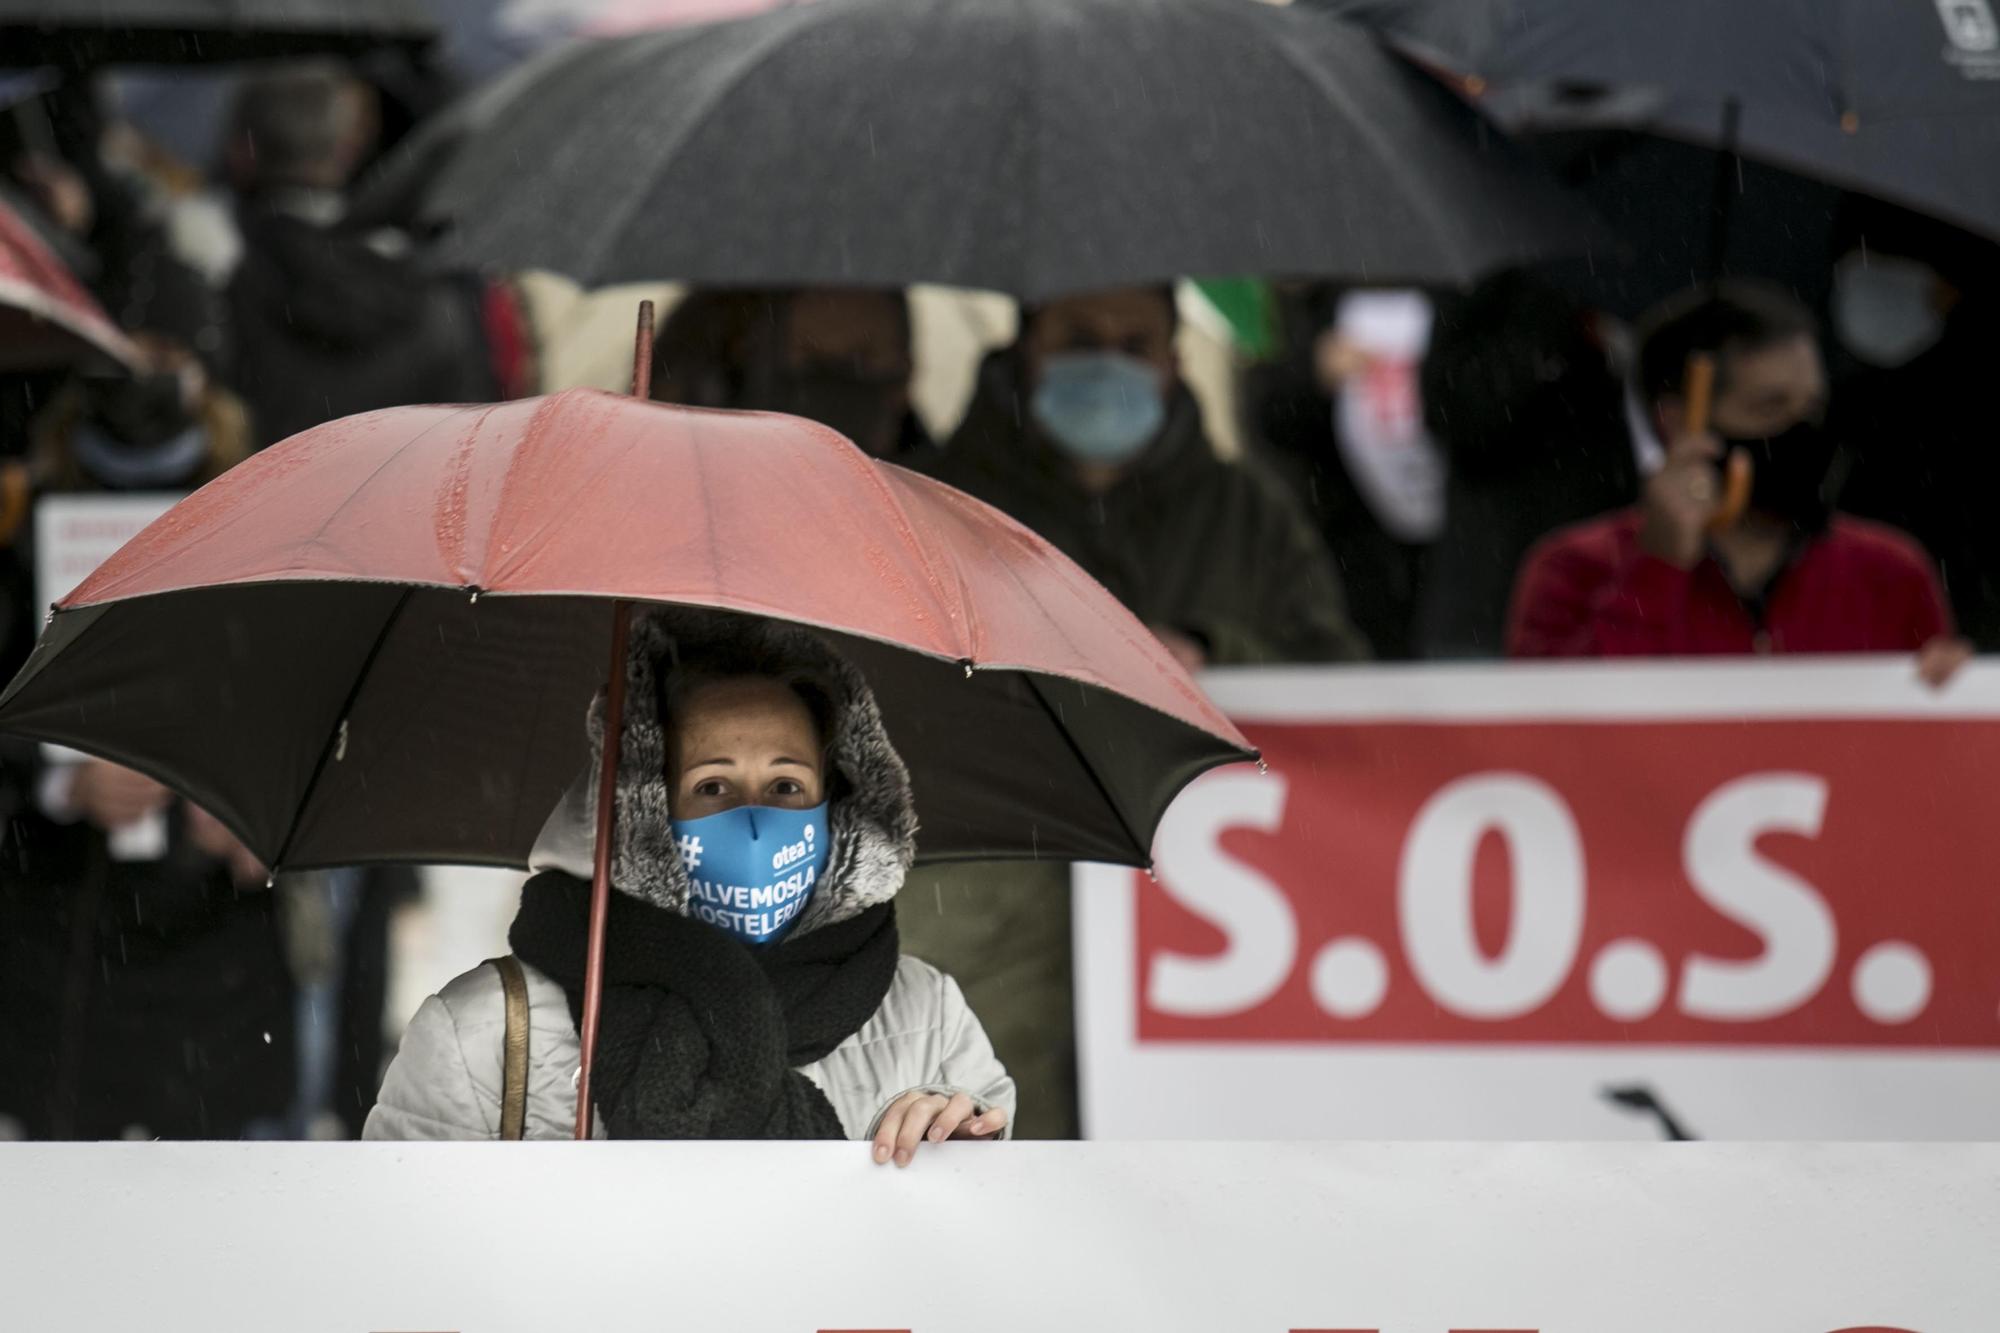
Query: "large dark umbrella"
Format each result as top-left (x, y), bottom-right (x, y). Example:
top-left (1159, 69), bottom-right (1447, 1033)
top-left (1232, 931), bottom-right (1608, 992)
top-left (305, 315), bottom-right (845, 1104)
top-left (362, 0), bottom-right (1597, 297)
top-left (0, 0), bottom-right (438, 65)
top-left (1311, 0), bottom-right (2000, 245)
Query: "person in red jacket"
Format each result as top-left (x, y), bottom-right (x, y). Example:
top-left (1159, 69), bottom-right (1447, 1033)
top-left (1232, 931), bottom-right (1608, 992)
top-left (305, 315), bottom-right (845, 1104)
top-left (1507, 280), bottom-right (1969, 684)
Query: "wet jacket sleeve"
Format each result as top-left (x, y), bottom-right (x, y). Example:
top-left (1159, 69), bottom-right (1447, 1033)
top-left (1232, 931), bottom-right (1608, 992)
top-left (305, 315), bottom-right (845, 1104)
top-left (866, 968), bottom-right (1018, 1142)
top-left (1508, 534), bottom-right (1699, 658)
top-left (362, 993), bottom-right (496, 1141)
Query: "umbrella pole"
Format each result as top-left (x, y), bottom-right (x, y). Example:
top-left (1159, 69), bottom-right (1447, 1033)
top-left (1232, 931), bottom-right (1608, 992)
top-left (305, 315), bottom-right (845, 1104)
top-left (630, 299), bottom-right (655, 400)
top-left (574, 305), bottom-right (654, 1140)
top-left (575, 599), bottom-right (634, 1140)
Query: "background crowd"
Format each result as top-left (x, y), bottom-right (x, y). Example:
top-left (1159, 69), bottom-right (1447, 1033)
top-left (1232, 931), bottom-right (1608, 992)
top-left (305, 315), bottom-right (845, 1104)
top-left (1, 1), bottom-right (1994, 1142)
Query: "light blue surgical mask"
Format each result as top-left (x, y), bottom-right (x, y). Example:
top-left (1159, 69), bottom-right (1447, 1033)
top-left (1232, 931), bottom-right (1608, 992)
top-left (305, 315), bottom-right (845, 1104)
top-left (670, 801), bottom-right (830, 946)
top-left (1030, 350), bottom-right (1166, 464)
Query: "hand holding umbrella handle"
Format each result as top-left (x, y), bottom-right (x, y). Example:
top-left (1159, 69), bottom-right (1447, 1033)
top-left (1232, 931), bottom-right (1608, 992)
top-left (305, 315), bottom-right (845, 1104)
top-left (1685, 354), bottom-right (1752, 532)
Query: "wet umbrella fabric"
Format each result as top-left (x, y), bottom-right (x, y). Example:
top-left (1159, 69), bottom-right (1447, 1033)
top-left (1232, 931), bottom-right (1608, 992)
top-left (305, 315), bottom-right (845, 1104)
top-left (1313, 0), bottom-right (2000, 244)
top-left (0, 389), bottom-right (1254, 873)
top-left (0, 195), bottom-right (138, 372)
top-left (363, 0), bottom-right (1595, 297)
top-left (0, 0), bottom-right (437, 65)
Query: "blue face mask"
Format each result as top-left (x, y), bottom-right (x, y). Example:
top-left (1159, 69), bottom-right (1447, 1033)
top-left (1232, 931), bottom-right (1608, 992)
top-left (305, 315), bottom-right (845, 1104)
top-left (1030, 350), bottom-right (1166, 465)
top-left (670, 802), bottom-right (830, 946)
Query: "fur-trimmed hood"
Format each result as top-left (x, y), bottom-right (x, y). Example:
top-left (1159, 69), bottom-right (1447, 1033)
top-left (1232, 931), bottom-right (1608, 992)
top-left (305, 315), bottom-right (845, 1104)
top-left (529, 608), bottom-right (919, 937)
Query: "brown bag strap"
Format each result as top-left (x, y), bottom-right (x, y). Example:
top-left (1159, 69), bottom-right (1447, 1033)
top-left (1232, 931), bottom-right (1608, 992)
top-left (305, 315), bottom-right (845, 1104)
top-left (488, 955), bottom-right (530, 1141)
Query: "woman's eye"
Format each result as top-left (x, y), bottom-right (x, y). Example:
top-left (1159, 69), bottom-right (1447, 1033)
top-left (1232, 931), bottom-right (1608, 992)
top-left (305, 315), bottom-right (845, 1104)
top-left (771, 779), bottom-right (802, 796)
top-left (694, 779), bottom-right (727, 797)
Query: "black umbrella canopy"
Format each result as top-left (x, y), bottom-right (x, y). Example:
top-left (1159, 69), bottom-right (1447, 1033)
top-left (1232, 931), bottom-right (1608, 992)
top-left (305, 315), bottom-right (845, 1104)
top-left (366, 0), bottom-right (1598, 297)
top-left (0, 585), bottom-right (1234, 872)
top-left (0, 0), bottom-right (438, 65)
top-left (1313, 0), bottom-right (2000, 244)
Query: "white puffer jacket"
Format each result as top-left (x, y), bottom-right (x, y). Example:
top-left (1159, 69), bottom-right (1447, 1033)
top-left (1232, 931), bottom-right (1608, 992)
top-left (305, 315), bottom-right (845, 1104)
top-left (365, 951), bottom-right (1012, 1140)
top-left (364, 609), bottom-right (1016, 1141)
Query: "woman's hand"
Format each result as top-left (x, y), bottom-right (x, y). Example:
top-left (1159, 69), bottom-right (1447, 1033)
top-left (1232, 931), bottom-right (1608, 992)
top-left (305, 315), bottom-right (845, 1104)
top-left (871, 1090), bottom-right (1006, 1167)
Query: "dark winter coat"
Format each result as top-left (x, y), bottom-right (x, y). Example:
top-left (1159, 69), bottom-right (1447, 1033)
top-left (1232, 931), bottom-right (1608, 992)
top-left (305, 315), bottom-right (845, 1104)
top-left (916, 352), bottom-right (1367, 665)
top-left (227, 201), bottom-right (505, 449)
top-left (1413, 271), bottom-right (1640, 659)
top-left (0, 781), bottom-right (296, 1139)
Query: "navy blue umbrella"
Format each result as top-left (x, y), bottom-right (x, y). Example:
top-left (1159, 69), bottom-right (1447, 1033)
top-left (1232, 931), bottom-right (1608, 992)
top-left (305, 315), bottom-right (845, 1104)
top-left (1312, 0), bottom-right (2000, 245)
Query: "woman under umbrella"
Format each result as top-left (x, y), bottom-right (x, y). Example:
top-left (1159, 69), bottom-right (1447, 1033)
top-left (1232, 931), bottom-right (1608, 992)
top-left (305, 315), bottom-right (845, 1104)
top-left (366, 608), bottom-right (1012, 1161)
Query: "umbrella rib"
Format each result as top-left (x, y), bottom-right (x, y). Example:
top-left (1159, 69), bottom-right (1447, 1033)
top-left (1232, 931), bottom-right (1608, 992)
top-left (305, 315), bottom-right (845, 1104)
top-left (1025, 672), bottom-right (1148, 868)
top-left (267, 587), bottom-right (415, 872)
top-left (298, 408), bottom-right (485, 571)
top-left (848, 455), bottom-right (977, 657)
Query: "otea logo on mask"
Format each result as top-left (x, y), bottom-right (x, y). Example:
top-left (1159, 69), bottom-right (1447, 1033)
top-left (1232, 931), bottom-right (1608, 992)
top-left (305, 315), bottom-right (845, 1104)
top-left (773, 824), bottom-right (816, 871)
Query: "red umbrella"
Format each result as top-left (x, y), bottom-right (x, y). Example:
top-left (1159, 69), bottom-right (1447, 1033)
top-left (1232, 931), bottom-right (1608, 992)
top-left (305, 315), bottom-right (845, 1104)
top-left (0, 309), bottom-right (1254, 1138)
top-left (0, 198), bottom-right (138, 372)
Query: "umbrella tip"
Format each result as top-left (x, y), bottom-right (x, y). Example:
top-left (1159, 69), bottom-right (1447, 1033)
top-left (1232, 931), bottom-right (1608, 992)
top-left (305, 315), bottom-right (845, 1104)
top-left (960, 659), bottom-right (974, 680)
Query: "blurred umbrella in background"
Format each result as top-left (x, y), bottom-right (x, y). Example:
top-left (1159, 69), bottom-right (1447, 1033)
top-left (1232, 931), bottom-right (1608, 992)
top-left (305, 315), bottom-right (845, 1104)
top-left (0, 192), bottom-right (137, 371)
top-left (0, 0), bottom-right (437, 67)
top-left (425, 0), bottom-right (797, 81)
top-left (362, 0), bottom-right (1600, 298)
top-left (1312, 0), bottom-right (2000, 248)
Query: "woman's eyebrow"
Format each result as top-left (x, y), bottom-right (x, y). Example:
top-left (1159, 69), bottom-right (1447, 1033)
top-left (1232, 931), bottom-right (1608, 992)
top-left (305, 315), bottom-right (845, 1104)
top-left (770, 756), bottom-right (815, 769)
top-left (686, 757), bottom-right (738, 770)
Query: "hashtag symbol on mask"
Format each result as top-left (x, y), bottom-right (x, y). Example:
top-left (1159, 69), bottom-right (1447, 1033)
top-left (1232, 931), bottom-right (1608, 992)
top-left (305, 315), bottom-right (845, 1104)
top-left (678, 834), bottom-right (703, 870)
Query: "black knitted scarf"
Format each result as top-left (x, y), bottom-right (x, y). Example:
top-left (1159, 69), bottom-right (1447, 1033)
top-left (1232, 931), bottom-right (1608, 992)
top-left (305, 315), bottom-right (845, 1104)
top-left (509, 871), bottom-right (899, 1139)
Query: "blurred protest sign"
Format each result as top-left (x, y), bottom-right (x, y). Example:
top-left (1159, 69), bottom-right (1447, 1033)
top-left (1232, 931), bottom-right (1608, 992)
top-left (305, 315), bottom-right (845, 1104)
top-left (1, 1141), bottom-right (1991, 1331)
top-left (1080, 658), bottom-right (2000, 1139)
top-left (34, 493), bottom-right (177, 617)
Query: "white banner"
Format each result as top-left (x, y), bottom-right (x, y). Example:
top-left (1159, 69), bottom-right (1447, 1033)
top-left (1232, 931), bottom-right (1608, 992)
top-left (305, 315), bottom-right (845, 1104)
top-left (0, 1141), bottom-right (1992, 1332)
top-left (1079, 658), bottom-right (2000, 1140)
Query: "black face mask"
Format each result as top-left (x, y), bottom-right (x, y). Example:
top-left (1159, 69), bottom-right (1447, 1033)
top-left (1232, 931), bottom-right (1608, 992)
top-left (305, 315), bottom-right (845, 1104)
top-left (1715, 419), bottom-right (1840, 533)
top-left (81, 373), bottom-right (196, 448)
top-left (756, 367), bottom-right (908, 458)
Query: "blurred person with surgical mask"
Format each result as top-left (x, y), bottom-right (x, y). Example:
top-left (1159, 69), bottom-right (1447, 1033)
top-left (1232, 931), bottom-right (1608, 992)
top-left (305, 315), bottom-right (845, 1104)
top-left (903, 286), bottom-right (1364, 1140)
top-left (919, 284), bottom-right (1365, 672)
